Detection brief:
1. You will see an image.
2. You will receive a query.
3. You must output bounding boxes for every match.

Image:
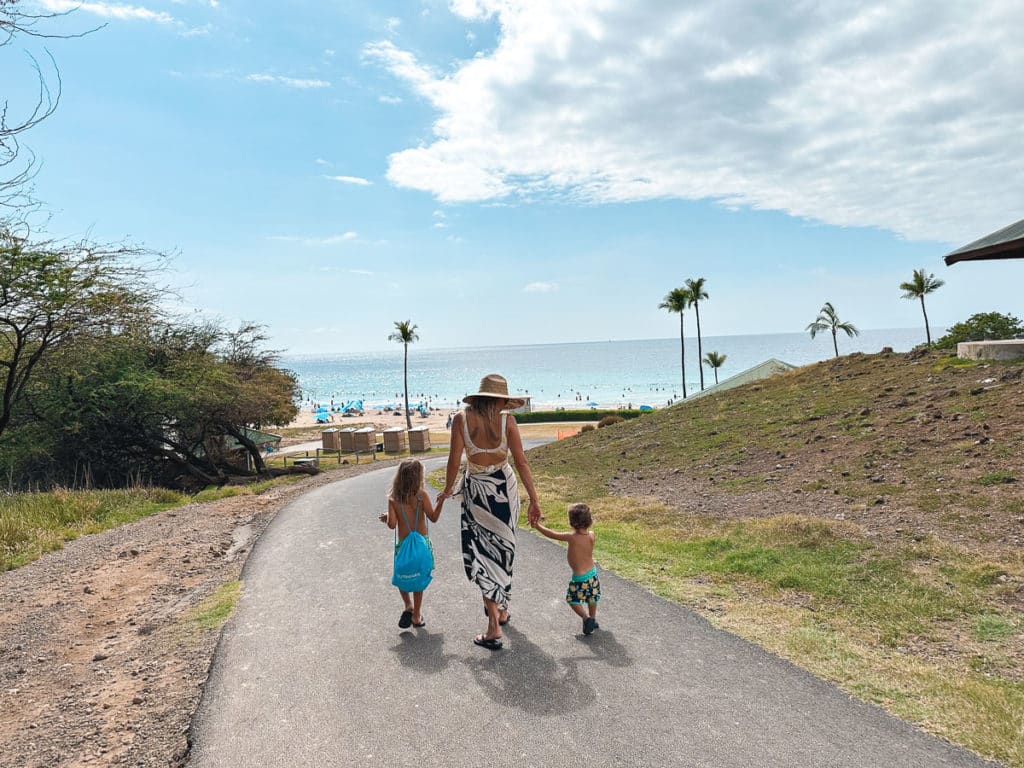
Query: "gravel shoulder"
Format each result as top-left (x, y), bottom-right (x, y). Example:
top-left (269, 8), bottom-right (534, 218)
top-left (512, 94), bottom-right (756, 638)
top-left (0, 463), bottom-right (394, 768)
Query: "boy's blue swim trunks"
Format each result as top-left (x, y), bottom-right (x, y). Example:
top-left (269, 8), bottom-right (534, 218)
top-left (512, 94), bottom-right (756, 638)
top-left (565, 565), bottom-right (601, 605)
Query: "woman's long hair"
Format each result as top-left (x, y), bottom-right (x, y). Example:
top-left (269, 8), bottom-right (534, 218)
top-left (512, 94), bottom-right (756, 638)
top-left (390, 459), bottom-right (423, 505)
top-left (465, 396), bottom-right (506, 445)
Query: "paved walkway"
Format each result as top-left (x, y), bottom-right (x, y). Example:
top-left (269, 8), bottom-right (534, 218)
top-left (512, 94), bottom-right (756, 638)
top-left (187, 457), bottom-right (996, 767)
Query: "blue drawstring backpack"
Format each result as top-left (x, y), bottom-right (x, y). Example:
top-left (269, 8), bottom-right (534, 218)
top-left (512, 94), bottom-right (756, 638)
top-left (392, 495), bottom-right (433, 592)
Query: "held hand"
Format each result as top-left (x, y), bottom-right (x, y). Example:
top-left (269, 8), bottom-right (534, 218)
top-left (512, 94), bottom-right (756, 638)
top-left (527, 499), bottom-right (542, 526)
top-left (378, 513), bottom-right (387, 523)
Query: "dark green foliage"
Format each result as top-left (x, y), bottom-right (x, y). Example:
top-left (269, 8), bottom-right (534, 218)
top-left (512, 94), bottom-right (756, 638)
top-left (515, 409), bottom-right (647, 423)
top-left (935, 312), bottom-right (1024, 350)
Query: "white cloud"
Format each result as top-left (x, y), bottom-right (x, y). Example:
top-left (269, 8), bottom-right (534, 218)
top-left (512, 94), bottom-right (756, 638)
top-left (368, 1), bottom-right (1024, 243)
top-left (386, 16), bottom-right (401, 33)
top-left (269, 233), bottom-right (358, 246)
top-left (379, 95), bottom-right (403, 105)
top-left (39, 0), bottom-right (175, 23)
top-left (315, 158), bottom-right (330, 166)
top-left (325, 175), bottom-right (372, 186)
top-left (349, 269), bottom-right (374, 276)
top-left (246, 73), bottom-right (330, 89)
top-left (523, 281), bottom-right (557, 293)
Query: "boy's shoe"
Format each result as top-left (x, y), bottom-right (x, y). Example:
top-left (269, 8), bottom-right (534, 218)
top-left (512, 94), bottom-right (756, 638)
top-left (399, 609), bottom-right (413, 629)
top-left (583, 617), bottom-right (598, 635)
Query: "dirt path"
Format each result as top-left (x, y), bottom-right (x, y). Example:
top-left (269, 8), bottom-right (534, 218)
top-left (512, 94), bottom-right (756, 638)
top-left (0, 464), bottom-right (393, 768)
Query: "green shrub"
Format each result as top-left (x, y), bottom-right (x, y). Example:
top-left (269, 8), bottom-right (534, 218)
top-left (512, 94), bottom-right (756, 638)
top-left (597, 415), bottom-right (625, 428)
top-left (935, 312), bottom-right (1024, 350)
top-left (516, 409), bottom-right (646, 423)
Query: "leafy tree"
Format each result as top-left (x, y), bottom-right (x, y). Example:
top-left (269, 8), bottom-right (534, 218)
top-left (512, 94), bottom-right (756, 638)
top-left (21, 321), bottom-right (299, 489)
top-left (900, 268), bottom-right (945, 346)
top-left (685, 277), bottom-right (709, 390)
top-left (388, 320), bottom-right (419, 429)
top-left (0, 232), bottom-right (165, 441)
top-left (806, 301), bottom-right (859, 358)
top-left (703, 350), bottom-right (727, 385)
top-left (934, 312), bottom-right (1024, 350)
top-left (659, 287), bottom-right (692, 398)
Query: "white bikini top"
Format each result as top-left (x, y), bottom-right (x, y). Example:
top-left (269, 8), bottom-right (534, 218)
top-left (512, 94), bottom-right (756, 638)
top-left (462, 410), bottom-right (509, 466)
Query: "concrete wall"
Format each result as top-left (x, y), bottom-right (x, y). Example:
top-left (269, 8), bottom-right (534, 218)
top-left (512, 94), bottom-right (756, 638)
top-left (957, 340), bottom-right (1024, 360)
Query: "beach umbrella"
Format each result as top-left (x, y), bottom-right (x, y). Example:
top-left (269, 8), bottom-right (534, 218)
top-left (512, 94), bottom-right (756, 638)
top-left (586, 401), bottom-right (599, 407)
top-left (372, 404), bottom-right (386, 410)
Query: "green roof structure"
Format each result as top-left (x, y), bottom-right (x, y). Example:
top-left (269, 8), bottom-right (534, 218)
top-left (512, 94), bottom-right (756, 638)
top-left (680, 358), bottom-right (797, 403)
top-left (944, 217), bottom-right (1024, 265)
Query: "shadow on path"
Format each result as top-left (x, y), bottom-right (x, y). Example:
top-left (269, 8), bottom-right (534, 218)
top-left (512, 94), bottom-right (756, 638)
top-left (390, 629), bottom-right (456, 675)
top-left (464, 625), bottom-right (596, 716)
top-left (574, 628), bottom-right (634, 668)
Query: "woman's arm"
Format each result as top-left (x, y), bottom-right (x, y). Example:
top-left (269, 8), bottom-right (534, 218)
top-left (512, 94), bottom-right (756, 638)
top-left (435, 411), bottom-right (465, 506)
top-left (506, 415), bottom-right (542, 525)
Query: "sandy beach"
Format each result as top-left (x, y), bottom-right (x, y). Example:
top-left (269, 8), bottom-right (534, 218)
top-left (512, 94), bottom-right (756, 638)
top-left (282, 406), bottom-right (459, 433)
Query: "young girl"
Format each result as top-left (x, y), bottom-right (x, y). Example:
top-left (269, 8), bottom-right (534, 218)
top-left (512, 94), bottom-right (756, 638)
top-left (531, 502), bottom-right (601, 635)
top-left (380, 459), bottom-right (440, 629)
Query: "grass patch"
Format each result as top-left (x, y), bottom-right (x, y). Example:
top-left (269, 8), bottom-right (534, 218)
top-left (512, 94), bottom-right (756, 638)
top-left (183, 580), bottom-right (242, 631)
top-left (976, 471), bottom-right (1016, 486)
top-left (976, 614), bottom-right (1017, 642)
top-left (527, 489), bottom-right (1024, 762)
top-left (0, 487), bottom-right (186, 571)
top-left (0, 474), bottom-right (308, 572)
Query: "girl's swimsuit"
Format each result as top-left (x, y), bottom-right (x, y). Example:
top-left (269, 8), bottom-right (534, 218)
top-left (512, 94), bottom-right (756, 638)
top-left (459, 410), bottom-right (518, 609)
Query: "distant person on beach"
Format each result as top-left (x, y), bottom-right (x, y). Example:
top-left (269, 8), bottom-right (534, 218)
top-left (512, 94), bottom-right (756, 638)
top-left (531, 503), bottom-right (600, 635)
top-left (436, 374), bottom-right (542, 650)
top-left (380, 459), bottom-right (440, 630)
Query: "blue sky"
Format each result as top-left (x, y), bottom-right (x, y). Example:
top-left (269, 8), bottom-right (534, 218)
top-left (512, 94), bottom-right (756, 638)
top-left (5, 0), bottom-right (1023, 353)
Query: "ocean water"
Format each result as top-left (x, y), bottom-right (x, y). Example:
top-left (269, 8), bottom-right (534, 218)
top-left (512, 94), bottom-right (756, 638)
top-left (282, 327), bottom-right (931, 411)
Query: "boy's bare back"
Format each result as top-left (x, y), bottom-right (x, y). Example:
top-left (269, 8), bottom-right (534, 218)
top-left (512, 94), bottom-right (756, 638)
top-left (566, 529), bottom-right (596, 576)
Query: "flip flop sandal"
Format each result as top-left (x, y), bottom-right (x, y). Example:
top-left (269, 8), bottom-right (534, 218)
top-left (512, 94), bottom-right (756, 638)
top-left (413, 617), bottom-right (426, 628)
top-left (398, 610), bottom-right (413, 629)
top-left (473, 634), bottom-right (503, 650)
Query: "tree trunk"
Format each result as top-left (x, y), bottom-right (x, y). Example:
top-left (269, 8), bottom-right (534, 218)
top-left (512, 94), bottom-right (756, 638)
top-left (714, 368), bottom-right (719, 385)
top-left (832, 329), bottom-right (839, 358)
top-left (920, 295), bottom-right (932, 346)
top-left (694, 301), bottom-right (705, 390)
top-left (404, 343), bottom-right (412, 430)
top-left (679, 312), bottom-right (687, 399)
top-left (225, 424), bottom-right (267, 475)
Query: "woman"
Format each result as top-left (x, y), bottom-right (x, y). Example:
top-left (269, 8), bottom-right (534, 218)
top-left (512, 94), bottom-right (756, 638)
top-left (436, 374), bottom-right (542, 650)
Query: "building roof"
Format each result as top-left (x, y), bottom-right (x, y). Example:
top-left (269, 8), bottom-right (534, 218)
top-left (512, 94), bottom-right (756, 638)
top-left (944, 217), bottom-right (1024, 265)
top-left (680, 358), bottom-right (797, 403)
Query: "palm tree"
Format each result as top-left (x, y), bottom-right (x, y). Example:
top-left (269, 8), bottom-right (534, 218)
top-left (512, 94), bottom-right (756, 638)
top-left (703, 351), bottom-right (727, 385)
top-left (806, 302), bottom-right (859, 358)
top-left (685, 277), bottom-right (709, 390)
top-left (388, 320), bottom-right (419, 429)
top-left (659, 287), bottom-right (692, 398)
top-left (900, 268), bottom-right (945, 346)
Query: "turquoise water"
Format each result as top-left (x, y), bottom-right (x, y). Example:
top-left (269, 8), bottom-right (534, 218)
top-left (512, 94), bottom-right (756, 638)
top-left (282, 327), bottom-right (930, 411)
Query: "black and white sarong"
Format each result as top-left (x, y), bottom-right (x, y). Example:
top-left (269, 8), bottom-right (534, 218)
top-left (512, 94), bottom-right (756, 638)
top-left (460, 463), bottom-right (518, 609)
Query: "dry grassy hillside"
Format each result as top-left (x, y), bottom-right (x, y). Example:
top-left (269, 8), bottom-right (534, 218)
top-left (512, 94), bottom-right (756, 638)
top-left (526, 349), bottom-right (1023, 766)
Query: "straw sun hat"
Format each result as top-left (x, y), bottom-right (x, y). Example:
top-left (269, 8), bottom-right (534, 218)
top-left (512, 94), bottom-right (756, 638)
top-left (463, 374), bottom-right (526, 409)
